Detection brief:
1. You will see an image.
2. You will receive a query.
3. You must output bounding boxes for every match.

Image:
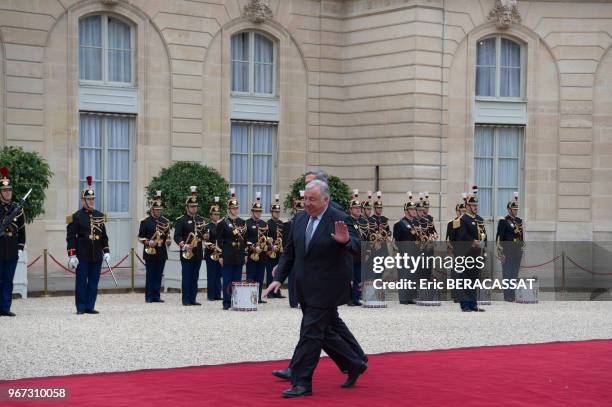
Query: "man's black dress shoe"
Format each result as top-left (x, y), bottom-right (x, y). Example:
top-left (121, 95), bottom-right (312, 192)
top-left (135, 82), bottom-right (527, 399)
top-left (282, 385), bottom-right (312, 398)
top-left (471, 307), bottom-right (485, 312)
top-left (153, 299), bottom-right (165, 303)
top-left (223, 305), bottom-right (230, 310)
top-left (191, 302), bottom-right (202, 306)
top-left (461, 308), bottom-right (473, 312)
top-left (258, 300), bottom-right (267, 304)
top-left (77, 311), bottom-right (85, 315)
top-left (399, 300), bottom-right (416, 305)
top-left (1, 311), bottom-right (16, 317)
top-left (85, 310), bottom-right (99, 314)
top-left (272, 368), bottom-right (291, 380)
top-left (341, 362), bottom-right (367, 388)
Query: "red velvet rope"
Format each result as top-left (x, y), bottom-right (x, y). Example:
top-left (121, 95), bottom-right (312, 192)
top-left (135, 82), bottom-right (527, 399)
top-left (48, 253), bottom-right (76, 274)
top-left (566, 256), bottom-right (612, 276)
top-left (135, 252), bottom-right (146, 266)
top-left (520, 256), bottom-right (561, 269)
top-left (27, 254), bottom-right (42, 268)
top-left (100, 253), bottom-right (130, 275)
top-left (48, 252), bottom-right (130, 276)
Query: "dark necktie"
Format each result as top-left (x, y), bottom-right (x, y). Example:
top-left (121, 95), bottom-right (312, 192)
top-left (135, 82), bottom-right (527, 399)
top-left (305, 216), bottom-right (317, 248)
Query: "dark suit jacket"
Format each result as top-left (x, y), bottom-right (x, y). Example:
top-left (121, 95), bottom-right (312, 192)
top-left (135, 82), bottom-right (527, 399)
top-left (274, 206), bottom-right (360, 308)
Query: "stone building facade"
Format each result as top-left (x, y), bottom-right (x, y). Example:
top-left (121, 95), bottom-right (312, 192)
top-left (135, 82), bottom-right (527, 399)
top-left (0, 0), bottom-right (611, 261)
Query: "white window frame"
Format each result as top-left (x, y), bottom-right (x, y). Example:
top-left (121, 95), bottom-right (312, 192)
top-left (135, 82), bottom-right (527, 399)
top-left (475, 36), bottom-right (525, 102)
top-left (79, 112), bottom-right (134, 218)
top-left (230, 31), bottom-right (277, 97)
top-left (230, 121), bottom-right (278, 217)
top-left (79, 14), bottom-right (136, 87)
top-left (473, 125), bottom-right (524, 221)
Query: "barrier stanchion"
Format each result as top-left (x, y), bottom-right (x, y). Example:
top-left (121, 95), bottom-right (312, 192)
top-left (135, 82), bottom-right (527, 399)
top-left (130, 248), bottom-right (135, 293)
top-left (561, 250), bottom-right (566, 292)
top-left (43, 249), bottom-right (48, 297)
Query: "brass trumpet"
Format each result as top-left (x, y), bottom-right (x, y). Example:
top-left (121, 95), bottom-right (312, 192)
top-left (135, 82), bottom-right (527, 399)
top-left (182, 232), bottom-right (198, 260)
top-left (145, 230), bottom-right (163, 255)
top-left (203, 230), bottom-right (223, 261)
top-left (248, 224), bottom-right (269, 261)
top-left (249, 233), bottom-right (268, 262)
top-left (266, 228), bottom-right (283, 259)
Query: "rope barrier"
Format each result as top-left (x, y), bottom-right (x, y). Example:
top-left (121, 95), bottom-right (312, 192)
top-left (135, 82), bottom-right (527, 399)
top-left (135, 252), bottom-right (146, 267)
top-left (100, 253), bottom-right (130, 275)
top-left (566, 256), bottom-right (612, 276)
top-left (48, 252), bottom-right (130, 276)
top-left (48, 253), bottom-right (76, 274)
top-left (520, 255), bottom-right (561, 269)
top-left (27, 254), bottom-right (42, 269)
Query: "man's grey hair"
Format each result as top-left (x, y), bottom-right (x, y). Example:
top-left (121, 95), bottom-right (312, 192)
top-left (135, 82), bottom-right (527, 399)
top-left (305, 180), bottom-right (330, 199)
top-left (305, 169), bottom-right (328, 183)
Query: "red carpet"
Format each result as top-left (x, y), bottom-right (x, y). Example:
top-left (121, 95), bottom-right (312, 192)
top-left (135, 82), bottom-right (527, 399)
top-left (1, 340), bottom-right (610, 407)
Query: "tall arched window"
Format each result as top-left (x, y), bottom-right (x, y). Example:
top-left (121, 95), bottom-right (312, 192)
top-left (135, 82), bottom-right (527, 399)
top-left (476, 36), bottom-right (523, 98)
top-left (231, 31), bottom-right (276, 95)
top-left (79, 14), bottom-right (134, 85)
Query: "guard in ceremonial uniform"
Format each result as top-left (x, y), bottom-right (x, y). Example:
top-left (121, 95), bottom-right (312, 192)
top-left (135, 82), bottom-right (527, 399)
top-left (361, 191), bottom-right (373, 220)
top-left (66, 176), bottom-right (110, 315)
top-left (246, 192), bottom-right (269, 304)
top-left (216, 188), bottom-right (247, 310)
top-left (203, 197), bottom-right (222, 301)
top-left (393, 192), bottom-right (419, 304)
top-left (369, 191), bottom-right (391, 239)
top-left (266, 194), bottom-right (285, 299)
top-left (0, 167), bottom-right (25, 317)
top-left (457, 186), bottom-right (487, 312)
top-left (422, 193), bottom-right (438, 243)
top-left (367, 191), bottom-right (391, 278)
top-left (446, 194), bottom-right (466, 302)
top-left (496, 192), bottom-right (524, 302)
top-left (173, 186), bottom-right (205, 306)
top-left (348, 190), bottom-right (367, 306)
top-left (138, 191), bottom-right (171, 303)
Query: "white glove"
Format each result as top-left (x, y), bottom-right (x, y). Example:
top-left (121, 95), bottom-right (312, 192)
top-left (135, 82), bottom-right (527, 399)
top-left (18, 250), bottom-right (23, 259)
top-left (103, 253), bottom-right (111, 263)
top-left (69, 256), bottom-right (79, 269)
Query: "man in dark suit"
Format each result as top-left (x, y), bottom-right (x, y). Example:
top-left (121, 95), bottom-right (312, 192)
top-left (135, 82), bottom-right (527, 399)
top-left (265, 180), bottom-right (367, 398)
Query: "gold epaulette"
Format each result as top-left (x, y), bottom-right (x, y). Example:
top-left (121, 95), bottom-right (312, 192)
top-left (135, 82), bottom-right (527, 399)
top-left (452, 217), bottom-right (460, 229)
top-left (140, 215), bottom-right (150, 222)
top-left (66, 214), bottom-right (73, 224)
top-left (176, 215), bottom-right (184, 220)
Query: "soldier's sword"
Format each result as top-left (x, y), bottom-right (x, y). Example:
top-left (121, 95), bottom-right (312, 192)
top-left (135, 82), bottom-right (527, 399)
top-left (104, 258), bottom-right (119, 287)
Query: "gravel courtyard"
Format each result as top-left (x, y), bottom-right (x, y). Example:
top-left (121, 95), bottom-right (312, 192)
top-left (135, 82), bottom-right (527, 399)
top-left (1, 293), bottom-right (611, 380)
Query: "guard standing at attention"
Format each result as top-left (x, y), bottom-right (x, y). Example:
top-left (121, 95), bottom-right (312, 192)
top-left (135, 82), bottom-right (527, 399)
top-left (203, 197), bottom-right (223, 301)
top-left (174, 186), bottom-right (205, 306)
top-left (393, 192), bottom-right (419, 304)
top-left (216, 188), bottom-right (247, 310)
top-left (266, 194), bottom-right (285, 299)
top-left (456, 186), bottom-right (487, 312)
top-left (138, 190), bottom-right (171, 303)
top-left (66, 176), bottom-right (110, 315)
top-left (496, 192), bottom-right (524, 302)
top-left (246, 192), bottom-right (269, 304)
top-left (0, 167), bottom-right (26, 317)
